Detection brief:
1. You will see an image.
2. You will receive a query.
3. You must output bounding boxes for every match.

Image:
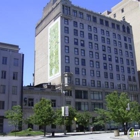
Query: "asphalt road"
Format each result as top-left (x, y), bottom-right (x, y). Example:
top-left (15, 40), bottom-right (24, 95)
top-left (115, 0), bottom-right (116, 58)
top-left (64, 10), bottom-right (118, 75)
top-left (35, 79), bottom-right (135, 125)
top-left (0, 132), bottom-right (124, 140)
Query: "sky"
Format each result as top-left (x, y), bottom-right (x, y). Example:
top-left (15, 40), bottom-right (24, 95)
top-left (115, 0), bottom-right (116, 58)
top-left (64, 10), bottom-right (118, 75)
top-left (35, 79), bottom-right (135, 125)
top-left (0, 0), bottom-right (121, 86)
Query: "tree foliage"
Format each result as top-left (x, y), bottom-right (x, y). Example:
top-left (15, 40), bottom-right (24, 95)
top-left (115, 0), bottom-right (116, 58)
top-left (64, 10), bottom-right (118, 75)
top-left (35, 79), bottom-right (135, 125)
top-left (5, 105), bottom-right (22, 136)
top-left (32, 98), bottom-right (55, 136)
top-left (93, 109), bottom-right (110, 130)
top-left (75, 112), bottom-right (91, 132)
top-left (105, 91), bottom-right (140, 135)
top-left (55, 106), bottom-right (77, 126)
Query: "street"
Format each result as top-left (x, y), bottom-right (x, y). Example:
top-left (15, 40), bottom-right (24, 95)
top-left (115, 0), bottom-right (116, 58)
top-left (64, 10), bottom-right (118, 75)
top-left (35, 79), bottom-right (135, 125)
top-left (0, 132), bottom-right (126, 140)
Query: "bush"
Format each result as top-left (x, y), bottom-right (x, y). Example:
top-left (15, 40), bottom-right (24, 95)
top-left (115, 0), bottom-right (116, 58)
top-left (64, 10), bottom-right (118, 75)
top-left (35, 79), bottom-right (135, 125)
top-left (27, 128), bottom-right (32, 131)
top-left (10, 130), bottom-right (20, 133)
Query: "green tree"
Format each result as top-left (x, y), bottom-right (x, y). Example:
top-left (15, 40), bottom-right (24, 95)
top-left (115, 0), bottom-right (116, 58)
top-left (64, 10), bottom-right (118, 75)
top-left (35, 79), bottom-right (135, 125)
top-left (106, 91), bottom-right (140, 135)
top-left (93, 109), bottom-right (110, 131)
top-left (32, 98), bottom-right (55, 136)
top-left (5, 105), bottom-right (22, 136)
top-left (75, 112), bottom-right (91, 132)
top-left (55, 106), bottom-right (77, 133)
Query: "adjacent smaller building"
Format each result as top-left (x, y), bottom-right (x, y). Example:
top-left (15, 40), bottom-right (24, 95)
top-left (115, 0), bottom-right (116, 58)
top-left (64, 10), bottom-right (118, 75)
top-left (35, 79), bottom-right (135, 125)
top-left (0, 42), bottom-right (24, 133)
top-left (23, 83), bottom-right (76, 132)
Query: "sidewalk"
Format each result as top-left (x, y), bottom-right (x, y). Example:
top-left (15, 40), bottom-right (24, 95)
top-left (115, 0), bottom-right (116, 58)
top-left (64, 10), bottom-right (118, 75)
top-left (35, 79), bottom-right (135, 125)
top-left (111, 134), bottom-right (140, 140)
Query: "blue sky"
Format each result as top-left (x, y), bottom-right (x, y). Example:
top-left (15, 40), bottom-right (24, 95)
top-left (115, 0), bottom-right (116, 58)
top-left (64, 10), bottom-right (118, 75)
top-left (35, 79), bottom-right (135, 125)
top-left (0, 0), bottom-right (121, 86)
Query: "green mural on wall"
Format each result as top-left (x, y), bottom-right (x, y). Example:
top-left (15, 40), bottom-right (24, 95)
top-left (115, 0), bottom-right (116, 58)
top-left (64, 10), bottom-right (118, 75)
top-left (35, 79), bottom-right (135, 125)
top-left (49, 21), bottom-right (59, 78)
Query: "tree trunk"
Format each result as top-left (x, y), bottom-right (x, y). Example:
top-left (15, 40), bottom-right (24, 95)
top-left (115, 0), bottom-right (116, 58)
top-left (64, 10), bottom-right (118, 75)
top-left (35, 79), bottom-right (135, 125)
top-left (123, 122), bottom-right (128, 135)
top-left (44, 126), bottom-right (46, 137)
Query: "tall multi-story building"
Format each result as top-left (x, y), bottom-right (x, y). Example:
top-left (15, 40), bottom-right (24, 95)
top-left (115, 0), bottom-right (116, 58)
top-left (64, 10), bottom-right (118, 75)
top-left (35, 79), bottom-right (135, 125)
top-left (103, 0), bottom-right (140, 83)
top-left (35, 0), bottom-right (139, 113)
top-left (0, 42), bottom-right (24, 133)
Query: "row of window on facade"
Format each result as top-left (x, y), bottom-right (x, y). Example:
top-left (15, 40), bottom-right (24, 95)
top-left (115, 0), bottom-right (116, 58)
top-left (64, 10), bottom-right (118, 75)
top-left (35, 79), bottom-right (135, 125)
top-left (63, 10), bottom-right (130, 33)
top-left (0, 85), bottom-right (17, 94)
top-left (1, 71), bottom-right (18, 80)
top-left (65, 24), bottom-right (131, 41)
top-left (23, 98), bottom-right (56, 107)
top-left (74, 78), bottom-right (137, 90)
top-left (64, 34), bottom-right (132, 47)
top-left (0, 101), bottom-right (17, 110)
top-left (73, 66), bottom-right (136, 76)
top-left (1, 57), bottom-right (19, 66)
top-left (65, 47), bottom-right (134, 63)
top-left (65, 57), bottom-right (135, 73)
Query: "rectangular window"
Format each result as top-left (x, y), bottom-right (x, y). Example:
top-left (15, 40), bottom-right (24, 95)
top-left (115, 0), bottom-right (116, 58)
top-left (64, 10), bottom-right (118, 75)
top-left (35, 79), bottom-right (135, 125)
top-left (65, 66), bottom-right (70, 72)
top-left (63, 5), bottom-right (70, 15)
top-left (110, 73), bottom-right (113, 79)
top-left (90, 60), bottom-right (94, 67)
top-left (74, 48), bottom-right (79, 55)
top-left (88, 33), bottom-right (92, 40)
top-left (75, 78), bottom-right (80, 85)
top-left (93, 27), bottom-right (97, 33)
top-left (94, 35), bottom-right (98, 41)
top-left (97, 81), bottom-right (101, 87)
top-left (91, 91), bottom-right (103, 100)
top-left (103, 63), bottom-right (107, 69)
top-left (96, 71), bottom-right (100, 77)
top-left (65, 46), bottom-right (69, 53)
top-left (81, 59), bottom-right (86, 66)
top-left (80, 23), bottom-right (84, 29)
top-left (64, 18), bottom-right (69, 25)
top-left (74, 29), bottom-right (78, 36)
top-left (106, 31), bottom-right (110, 36)
top-left (80, 31), bottom-right (84, 38)
top-left (90, 70), bottom-right (94, 77)
top-left (28, 98), bottom-right (34, 107)
top-left (107, 38), bottom-right (110, 44)
top-left (101, 37), bottom-right (105, 43)
top-left (51, 100), bottom-right (56, 107)
top-left (75, 67), bottom-right (79, 74)
top-left (65, 56), bottom-right (70, 63)
top-left (82, 79), bottom-right (86, 86)
top-left (91, 102), bottom-right (103, 111)
top-left (109, 64), bottom-right (113, 70)
top-left (104, 72), bottom-right (108, 78)
top-left (75, 58), bottom-right (79, 65)
top-left (64, 36), bottom-right (69, 43)
top-left (88, 25), bottom-right (92, 31)
top-left (82, 68), bottom-right (86, 75)
top-left (108, 55), bottom-right (112, 61)
top-left (79, 12), bottom-right (84, 19)
top-left (96, 61), bottom-right (100, 68)
top-left (89, 42), bottom-right (93, 49)
top-left (64, 26), bottom-right (69, 34)
top-left (87, 15), bottom-right (91, 21)
top-left (103, 54), bottom-right (106, 60)
top-left (105, 81), bottom-right (109, 88)
top-left (117, 74), bottom-right (120, 80)
top-left (100, 19), bottom-right (104, 25)
top-left (95, 43), bottom-right (98, 50)
top-left (110, 82), bottom-right (114, 89)
top-left (2, 57), bottom-right (7, 65)
top-left (101, 29), bottom-right (104, 35)
top-left (0, 101), bottom-right (5, 109)
top-left (93, 16), bottom-right (97, 22)
top-left (73, 10), bottom-right (77, 17)
top-left (0, 85), bottom-right (6, 94)
top-left (107, 46), bottom-right (111, 53)
top-left (91, 80), bottom-right (95, 87)
top-left (12, 86), bottom-right (17, 95)
top-left (89, 51), bottom-right (93, 58)
top-left (95, 52), bottom-right (99, 59)
top-left (73, 21), bottom-right (78, 27)
top-left (112, 23), bottom-right (115, 29)
top-left (80, 40), bottom-right (84, 47)
top-left (1, 71), bottom-right (6, 79)
top-left (116, 65), bottom-right (119, 72)
top-left (105, 20), bottom-right (109, 27)
top-left (118, 34), bottom-right (121, 40)
top-left (81, 49), bottom-right (85, 56)
top-left (74, 38), bottom-right (78, 45)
